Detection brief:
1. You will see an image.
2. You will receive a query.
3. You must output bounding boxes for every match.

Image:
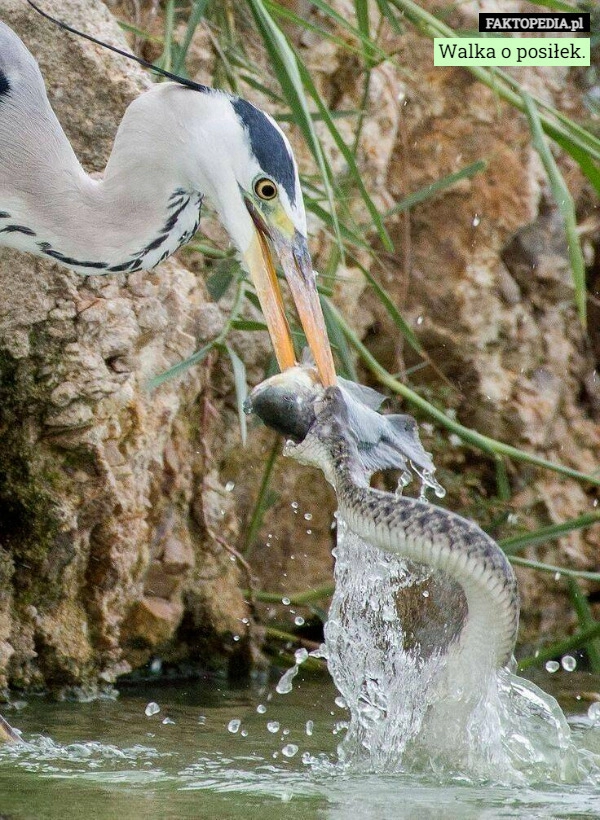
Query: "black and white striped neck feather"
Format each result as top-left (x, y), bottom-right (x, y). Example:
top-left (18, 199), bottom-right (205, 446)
top-left (0, 22), bottom-right (303, 276)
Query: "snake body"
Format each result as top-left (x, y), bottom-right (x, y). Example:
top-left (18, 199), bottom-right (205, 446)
top-left (275, 384), bottom-right (520, 670)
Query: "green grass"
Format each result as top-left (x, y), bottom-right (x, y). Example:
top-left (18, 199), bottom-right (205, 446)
top-left (131, 0), bottom-right (599, 670)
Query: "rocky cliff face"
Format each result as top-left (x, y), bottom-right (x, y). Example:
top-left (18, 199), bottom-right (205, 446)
top-left (0, 0), bottom-right (248, 694)
top-left (0, 0), bottom-right (597, 694)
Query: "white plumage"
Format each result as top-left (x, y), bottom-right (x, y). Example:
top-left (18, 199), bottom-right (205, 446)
top-left (0, 21), bottom-right (336, 384)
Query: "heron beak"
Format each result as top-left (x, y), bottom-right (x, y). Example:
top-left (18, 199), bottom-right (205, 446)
top-left (242, 200), bottom-right (336, 387)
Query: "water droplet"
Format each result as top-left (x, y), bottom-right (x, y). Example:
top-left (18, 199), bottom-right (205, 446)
top-left (306, 529), bottom-right (312, 535)
top-left (145, 702), bottom-right (160, 717)
top-left (198, 715), bottom-right (206, 725)
top-left (233, 634), bottom-right (240, 642)
top-left (281, 597), bottom-right (291, 606)
top-left (227, 719), bottom-right (241, 734)
top-left (162, 717), bottom-right (175, 725)
top-left (395, 470), bottom-right (412, 496)
top-left (305, 720), bottom-right (314, 736)
top-left (301, 751), bottom-right (312, 764)
top-left (282, 743), bottom-right (298, 758)
top-left (545, 660), bottom-right (560, 673)
top-left (304, 513), bottom-right (312, 521)
top-left (422, 590), bottom-right (429, 598)
top-left (416, 315), bottom-right (424, 325)
top-left (412, 463), bottom-right (446, 499)
top-left (294, 647), bottom-right (309, 664)
top-left (256, 704), bottom-right (267, 714)
top-left (587, 702), bottom-right (600, 722)
top-left (554, 572), bottom-right (561, 581)
top-left (241, 729), bottom-right (248, 737)
top-left (472, 213), bottom-right (481, 226)
top-left (282, 728), bottom-right (290, 736)
top-left (267, 721), bottom-right (280, 734)
top-left (150, 658), bottom-right (162, 674)
top-left (225, 481), bottom-right (235, 492)
top-left (335, 696), bottom-right (347, 709)
top-left (295, 616), bottom-right (305, 627)
top-left (291, 502), bottom-right (299, 510)
top-left (561, 655), bottom-right (576, 672)
top-left (276, 664), bottom-right (299, 694)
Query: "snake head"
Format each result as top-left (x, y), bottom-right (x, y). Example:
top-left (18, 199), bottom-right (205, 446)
top-left (284, 386), bottom-right (361, 486)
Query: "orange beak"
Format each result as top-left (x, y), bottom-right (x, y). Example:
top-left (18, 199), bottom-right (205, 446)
top-left (242, 201), bottom-right (336, 387)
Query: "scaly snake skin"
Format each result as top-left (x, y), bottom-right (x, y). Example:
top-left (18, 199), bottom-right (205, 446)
top-left (285, 386), bottom-right (520, 669)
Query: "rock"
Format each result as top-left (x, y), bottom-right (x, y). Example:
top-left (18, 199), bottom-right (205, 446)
top-left (0, 0), bottom-right (247, 693)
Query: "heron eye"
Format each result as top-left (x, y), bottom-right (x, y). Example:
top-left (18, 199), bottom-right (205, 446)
top-left (254, 177), bottom-right (278, 201)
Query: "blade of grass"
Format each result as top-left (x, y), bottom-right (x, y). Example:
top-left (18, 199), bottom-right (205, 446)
top-left (348, 264), bottom-right (424, 356)
top-left (243, 436), bottom-right (280, 555)
top-left (305, 197), bottom-right (374, 251)
top-left (279, 0), bottom-right (389, 60)
top-left (224, 342), bottom-right (248, 445)
top-left (173, 0), bottom-right (209, 75)
top-left (148, 339), bottom-right (214, 389)
top-left (297, 60), bottom-right (393, 251)
top-left (374, 0), bottom-right (404, 33)
top-left (522, 92), bottom-right (587, 328)
top-left (525, 0), bottom-right (588, 10)
top-left (264, 0), bottom-right (386, 62)
top-left (231, 318), bottom-right (269, 331)
top-left (148, 278), bottom-right (245, 388)
top-left (117, 21), bottom-right (163, 45)
top-left (509, 555), bottom-right (600, 582)
top-left (188, 242), bottom-right (234, 260)
top-left (494, 455), bottom-right (511, 501)
top-left (550, 131), bottom-right (600, 198)
top-left (384, 160), bottom-right (488, 218)
top-left (567, 577), bottom-right (600, 672)
top-left (355, 0), bottom-right (377, 66)
top-left (245, 582), bottom-right (334, 605)
top-left (244, 0), bottom-right (343, 253)
top-left (501, 511), bottom-right (600, 556)
top-left (157, 0), bottom-right (175, 74)
top-left (518, 622), bottom-right (600, 671)
top-left (326, 300), bottom-right (600, 486)
top-left (321, 295), bottom-right (358, 380)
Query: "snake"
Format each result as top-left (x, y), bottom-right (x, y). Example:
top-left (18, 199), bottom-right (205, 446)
top-left (246, 372), bottom-right (519, 671)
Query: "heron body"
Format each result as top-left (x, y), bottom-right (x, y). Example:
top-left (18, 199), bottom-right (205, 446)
top-left (0, 20), bottom-right (336, 384)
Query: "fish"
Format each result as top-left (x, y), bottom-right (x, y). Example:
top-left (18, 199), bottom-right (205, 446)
top-left (244, 364), bottom-right (436, 481)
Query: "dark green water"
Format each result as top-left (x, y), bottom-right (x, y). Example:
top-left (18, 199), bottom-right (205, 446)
top-left (0, 673), bottom-right (599, 820)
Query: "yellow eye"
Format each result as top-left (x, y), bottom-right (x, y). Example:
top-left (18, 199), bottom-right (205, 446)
top-left (254, 177), bottom-right (278, 201)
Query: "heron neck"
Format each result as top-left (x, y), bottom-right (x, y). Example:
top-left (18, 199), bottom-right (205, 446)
top-left (0, 85), bottom-right (203, 274)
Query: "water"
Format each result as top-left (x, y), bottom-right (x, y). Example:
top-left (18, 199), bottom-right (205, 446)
top-left (0, 677), bottom-right (599, 819)
top-left (323, 521), bottom-right (600, 783)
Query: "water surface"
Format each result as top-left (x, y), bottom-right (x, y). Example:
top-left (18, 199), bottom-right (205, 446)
top-left (1, 674), bottom-right (599, 819)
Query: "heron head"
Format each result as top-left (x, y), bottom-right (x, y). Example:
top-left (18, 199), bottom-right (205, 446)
top-left (198, 93), bottom-right (336, 387)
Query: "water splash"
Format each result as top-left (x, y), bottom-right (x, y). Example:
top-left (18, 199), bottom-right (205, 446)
top-left (323, 519), bottom-right (599, 783)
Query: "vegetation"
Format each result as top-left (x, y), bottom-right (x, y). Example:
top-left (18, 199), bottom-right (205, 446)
top-left (124, 1), bottom-right (599, 671)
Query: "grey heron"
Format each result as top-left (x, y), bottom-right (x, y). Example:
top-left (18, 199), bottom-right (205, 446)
top-left (0, 11), bottom-right (336, 386)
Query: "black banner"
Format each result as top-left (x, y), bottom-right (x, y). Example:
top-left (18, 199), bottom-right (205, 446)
top-left (479, 13), bottom-right (590, 33)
